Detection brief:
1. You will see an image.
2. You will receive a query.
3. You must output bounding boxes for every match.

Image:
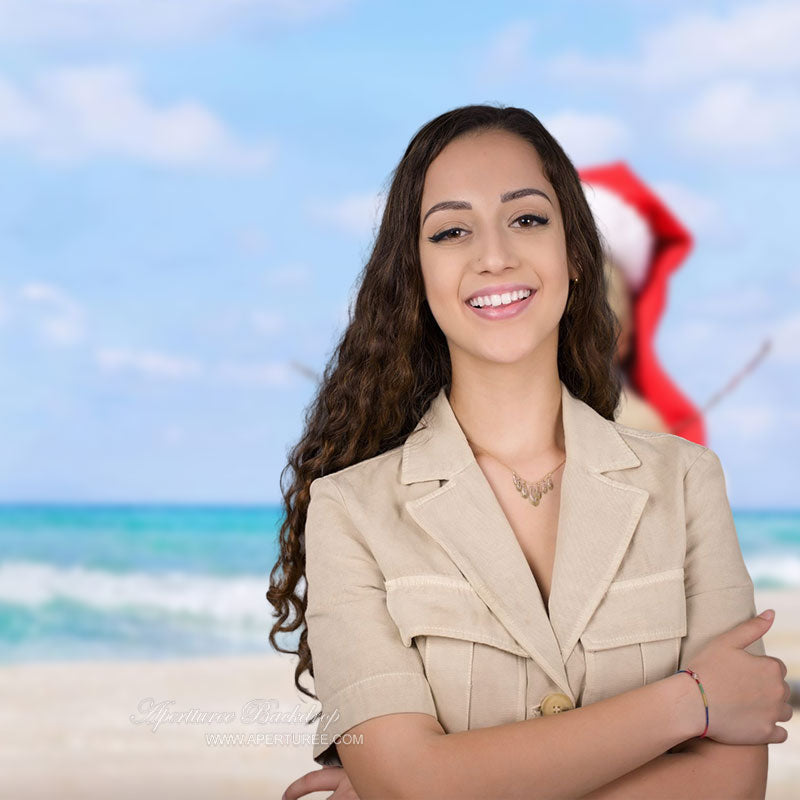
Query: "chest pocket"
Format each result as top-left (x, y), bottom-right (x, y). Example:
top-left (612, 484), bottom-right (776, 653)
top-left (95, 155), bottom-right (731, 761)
top-left (580, 567), bottom-right (687, 705)
top-left (385, 575), bottom-right (528, 733)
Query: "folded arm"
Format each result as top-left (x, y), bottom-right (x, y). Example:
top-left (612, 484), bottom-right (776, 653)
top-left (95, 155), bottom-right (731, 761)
top-left (577, 739), bottom-right (767, 800)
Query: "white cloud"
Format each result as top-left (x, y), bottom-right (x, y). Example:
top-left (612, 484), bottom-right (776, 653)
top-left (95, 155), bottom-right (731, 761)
top-left (19, 281), bottom-right (86, 346)
top-left (0, 66), bottom-right (275, 169)
top-left (309, 191), bottom-right (386, 238)
top-left (95, 347), bottom-right (205, 378)
top-left (548, 1), bottom-right (800, 89)
top-left (95, 346), bottom-right (297, 386)
top-left (671, 80), bottom-right (800, 163)
top-left (0, 0), bottom-right (354, 43)
top-left (542, 110), bottom-right (632, 164)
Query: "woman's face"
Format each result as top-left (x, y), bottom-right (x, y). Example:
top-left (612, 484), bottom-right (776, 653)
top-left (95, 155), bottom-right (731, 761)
top-left (418, 129), bottom-right (574, 368)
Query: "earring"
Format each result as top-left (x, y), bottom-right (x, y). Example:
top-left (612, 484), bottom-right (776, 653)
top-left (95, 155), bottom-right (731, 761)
top-left (566, 276), bottom-right (579, 312)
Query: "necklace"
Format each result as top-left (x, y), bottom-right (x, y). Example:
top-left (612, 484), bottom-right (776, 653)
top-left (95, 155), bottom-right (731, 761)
top-left (467, 439), bottom-right (566, 508)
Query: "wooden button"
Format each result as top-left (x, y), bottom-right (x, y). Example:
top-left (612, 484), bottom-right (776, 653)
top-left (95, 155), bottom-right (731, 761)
top-left (540, 692), bottom-right (574, 715)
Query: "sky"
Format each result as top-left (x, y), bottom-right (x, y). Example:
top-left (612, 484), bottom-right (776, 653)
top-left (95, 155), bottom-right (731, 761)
top-left (0, 0), bottom-right (798, 507)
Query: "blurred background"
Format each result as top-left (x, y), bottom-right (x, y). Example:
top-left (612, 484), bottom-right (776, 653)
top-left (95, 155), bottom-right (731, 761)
top-left (0, 1), bottom-right (798, 798)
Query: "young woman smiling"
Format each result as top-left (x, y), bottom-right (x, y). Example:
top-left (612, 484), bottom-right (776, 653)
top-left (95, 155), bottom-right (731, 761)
top-left (269, 104), bottom-right (791, 800)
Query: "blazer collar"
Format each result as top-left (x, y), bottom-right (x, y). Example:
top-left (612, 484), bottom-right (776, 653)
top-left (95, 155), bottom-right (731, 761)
top-left (400, 380), bottom-right (649, 701)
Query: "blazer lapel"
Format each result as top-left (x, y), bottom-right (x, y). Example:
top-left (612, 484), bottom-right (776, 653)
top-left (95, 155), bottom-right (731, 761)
top-left (401, 380), bottom-right (649, 699)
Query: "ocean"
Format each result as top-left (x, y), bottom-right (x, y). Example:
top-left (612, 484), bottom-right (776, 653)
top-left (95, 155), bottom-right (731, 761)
top-left (0, 504), bottom-right (797, 663)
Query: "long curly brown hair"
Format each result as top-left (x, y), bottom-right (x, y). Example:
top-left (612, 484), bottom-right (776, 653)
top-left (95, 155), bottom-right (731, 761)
top-left (266, 103), bottom-right (621, 703)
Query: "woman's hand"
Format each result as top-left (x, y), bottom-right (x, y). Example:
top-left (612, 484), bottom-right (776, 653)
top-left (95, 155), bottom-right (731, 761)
top-left (282, 765), bottom-right (361, 800)
top-left (685, 610), bottom-right (792, 745)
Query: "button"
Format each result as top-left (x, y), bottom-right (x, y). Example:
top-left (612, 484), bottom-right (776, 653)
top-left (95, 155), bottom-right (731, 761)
top-left (540, 692), bottom-right (574, 715)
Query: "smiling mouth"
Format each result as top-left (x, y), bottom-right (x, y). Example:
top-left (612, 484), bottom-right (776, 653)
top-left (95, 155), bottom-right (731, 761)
top-left (466, 288), bottom-right (533, 309)
top-left (465, 289), bottom-right (537, 320)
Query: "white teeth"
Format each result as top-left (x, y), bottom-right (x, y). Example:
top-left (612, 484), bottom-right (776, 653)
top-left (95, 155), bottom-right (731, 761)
top-left (468, 288), bottom-right (532, 308)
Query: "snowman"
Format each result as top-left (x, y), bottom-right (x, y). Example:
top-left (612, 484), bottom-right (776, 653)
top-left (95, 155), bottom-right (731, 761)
top-left (580, 162), bottom-right (707, 446)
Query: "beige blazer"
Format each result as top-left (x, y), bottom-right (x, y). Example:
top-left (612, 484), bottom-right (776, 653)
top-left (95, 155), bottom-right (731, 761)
top-left (304, 380), bottom-right (764, 767)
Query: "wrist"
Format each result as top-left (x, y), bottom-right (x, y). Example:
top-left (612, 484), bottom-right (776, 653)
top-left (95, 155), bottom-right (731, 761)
top-left (662, 671), bottom-right (708, 743)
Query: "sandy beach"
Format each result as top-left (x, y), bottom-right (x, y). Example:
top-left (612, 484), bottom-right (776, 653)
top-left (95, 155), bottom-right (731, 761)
top-left (2, 588), bottom-right (798, 800)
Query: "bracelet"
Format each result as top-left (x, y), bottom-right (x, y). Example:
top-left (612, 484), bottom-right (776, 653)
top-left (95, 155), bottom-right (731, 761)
top-left (675, 667), bottom-right (709, 739)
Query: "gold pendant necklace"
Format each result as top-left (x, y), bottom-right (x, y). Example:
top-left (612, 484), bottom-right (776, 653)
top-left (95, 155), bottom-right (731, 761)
top-left (468, 439), bottom-right (566, 507)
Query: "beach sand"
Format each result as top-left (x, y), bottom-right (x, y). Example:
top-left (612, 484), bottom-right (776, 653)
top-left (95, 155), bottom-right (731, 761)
top-left (2, 588), bottom-right (798, 800)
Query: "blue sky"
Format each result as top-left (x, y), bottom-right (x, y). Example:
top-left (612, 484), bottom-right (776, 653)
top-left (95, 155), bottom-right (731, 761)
top-left (0, 0), bottom-right (798, 506)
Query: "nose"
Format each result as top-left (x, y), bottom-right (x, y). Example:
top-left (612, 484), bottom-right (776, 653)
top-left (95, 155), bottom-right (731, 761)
top-left (474, 224), bottom-right (521, 272)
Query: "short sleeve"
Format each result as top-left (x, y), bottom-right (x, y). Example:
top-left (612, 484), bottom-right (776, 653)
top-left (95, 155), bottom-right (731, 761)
top-left (304, 476), bottom-right (437, 767)
top-left (678, 447), bottom-right (765, 672)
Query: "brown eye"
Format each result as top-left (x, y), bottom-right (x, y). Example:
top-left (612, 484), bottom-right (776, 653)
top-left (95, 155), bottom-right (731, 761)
top-left (512, 213), bottom-right (549, 227)
top-left (428, 227), bottom-right (467, 243)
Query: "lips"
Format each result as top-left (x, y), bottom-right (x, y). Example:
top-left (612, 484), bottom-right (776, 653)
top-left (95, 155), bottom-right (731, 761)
top-left (465, 283), bottom-right (534, 303)
top-left (466, 289), bottom-right (536, 320)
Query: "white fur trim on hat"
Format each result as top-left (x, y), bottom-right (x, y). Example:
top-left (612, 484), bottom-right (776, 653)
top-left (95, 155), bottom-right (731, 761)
top-left (582, 183), bottom-right (654, 293)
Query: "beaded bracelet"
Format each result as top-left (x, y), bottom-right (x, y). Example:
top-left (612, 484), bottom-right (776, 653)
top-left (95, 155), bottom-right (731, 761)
top-left (675, 667), bottom-right (709, 738)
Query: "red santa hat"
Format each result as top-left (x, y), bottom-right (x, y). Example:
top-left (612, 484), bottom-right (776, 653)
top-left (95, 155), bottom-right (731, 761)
top-left (578, 161), bottom-right (706, 446)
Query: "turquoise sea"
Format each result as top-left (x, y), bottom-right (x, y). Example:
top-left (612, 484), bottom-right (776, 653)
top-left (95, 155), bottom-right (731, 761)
top-left (0, 504), bottom-right (797, 663)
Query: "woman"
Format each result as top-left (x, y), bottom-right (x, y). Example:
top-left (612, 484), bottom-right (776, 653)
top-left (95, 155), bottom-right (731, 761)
top-left (268, 104), bottom-right (791, 799)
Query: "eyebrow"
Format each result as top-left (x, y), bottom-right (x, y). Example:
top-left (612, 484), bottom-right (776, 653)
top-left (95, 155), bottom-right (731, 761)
top-left (422, 187), bottom-right (553, 225)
